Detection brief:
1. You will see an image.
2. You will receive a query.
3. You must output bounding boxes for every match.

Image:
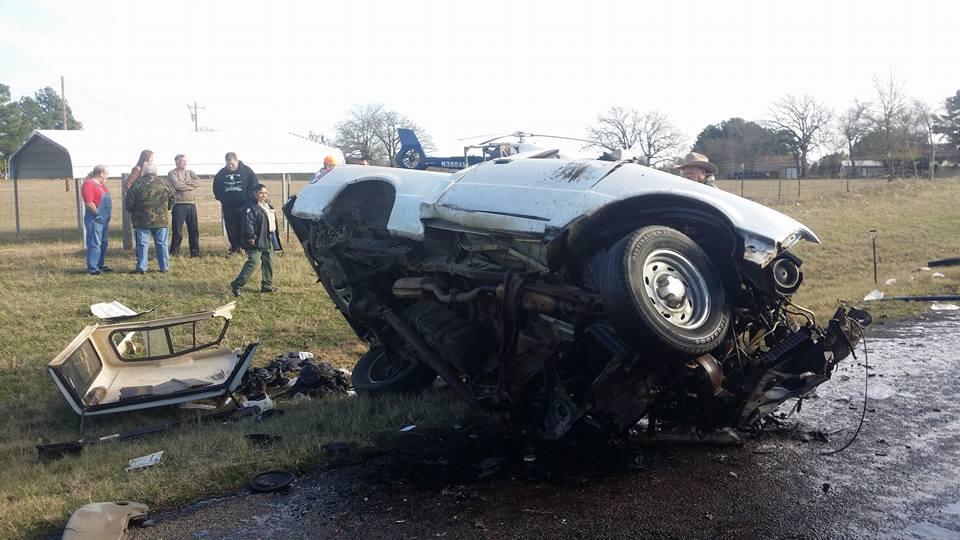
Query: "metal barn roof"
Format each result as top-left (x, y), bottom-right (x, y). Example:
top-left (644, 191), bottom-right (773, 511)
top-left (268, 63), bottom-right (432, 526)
top-left (9, 129), bottom-right (345, 179)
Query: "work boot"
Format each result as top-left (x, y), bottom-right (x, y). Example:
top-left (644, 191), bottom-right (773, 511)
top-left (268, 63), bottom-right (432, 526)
top-left (261, 287), bottom-right (276, 293)
top-left (231, 286), bottom-right (241, 297)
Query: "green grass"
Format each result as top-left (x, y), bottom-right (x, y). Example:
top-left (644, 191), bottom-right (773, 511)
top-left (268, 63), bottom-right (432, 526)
top-left (1, 178), bottom-right (959, 536)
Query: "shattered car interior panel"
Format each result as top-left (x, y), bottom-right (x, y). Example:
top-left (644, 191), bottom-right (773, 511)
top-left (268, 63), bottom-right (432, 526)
top-left (285, 154), bottom-right (870, 440)
top-left (48, 302), bottom-right (258, 416)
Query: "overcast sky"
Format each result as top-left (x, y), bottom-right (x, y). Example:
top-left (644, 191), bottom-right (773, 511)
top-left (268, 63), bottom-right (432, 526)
top-left (2, 0), bottom-right (958, 156)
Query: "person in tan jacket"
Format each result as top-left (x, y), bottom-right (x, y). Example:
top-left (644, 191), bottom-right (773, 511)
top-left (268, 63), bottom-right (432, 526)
top-left (166, 154), bottom-right (202, 257)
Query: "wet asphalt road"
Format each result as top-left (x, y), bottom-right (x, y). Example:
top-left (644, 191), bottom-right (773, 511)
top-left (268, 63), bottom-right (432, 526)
top-left (131, 312), bottom-right (960, 539)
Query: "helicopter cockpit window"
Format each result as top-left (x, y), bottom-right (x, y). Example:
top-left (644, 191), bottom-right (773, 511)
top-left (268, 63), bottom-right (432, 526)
top-left (110, 317), bottom-right (228, 361)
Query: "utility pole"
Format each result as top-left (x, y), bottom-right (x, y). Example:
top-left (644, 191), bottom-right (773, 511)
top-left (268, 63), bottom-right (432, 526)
top-left (186, 101), bottom-right (205, 132)
top-left (61, 76), bottom-right (67, 130)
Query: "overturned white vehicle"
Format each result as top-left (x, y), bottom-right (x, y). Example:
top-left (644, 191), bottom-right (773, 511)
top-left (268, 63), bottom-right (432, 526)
top-left (285, 152), bottom-right (868, 439)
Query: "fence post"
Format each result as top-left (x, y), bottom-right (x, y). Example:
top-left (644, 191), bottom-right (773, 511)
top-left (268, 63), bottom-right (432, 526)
top-left (777, 177), bottom-right (783, 202)
top-left (121, 174), bottom-right (133, 250)
top-left (282, 173), bottom-right (290, 244)
top-left (796, 177), bottom-right (801, 199)
top-left (13, 177), bottom-right (21, 237)
top-left (740, 178), bottom-right (744, 198)
top-left (74, 177), bottom-right (83, 236)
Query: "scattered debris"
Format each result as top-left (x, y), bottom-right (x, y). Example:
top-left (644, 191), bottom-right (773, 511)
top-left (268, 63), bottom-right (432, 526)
top-left (932, 272), bottom-right (945, 278)
top-left (38, 424), bottom-right (173, 462)
top-left (884, 278), bottom-right (896, 285)
top-left (863, 289), bottom-right (885, 301)
top-left (89, 300), bottom-right (155, 322)
top-left (249, 470), bottom-right (295, 493)
top-left (928, 257), bottom-right (960, 268)
top-left (523, 454), bottom-right (537, 463)
top-left (126, 451), bottom-right (163, 471)
top-left (931, 303), bottom-right (960, 311)
top-left (400, 424), bottom-right (417, 432)
top-left (62, 501), bottom-right (149, 539)
top-left (822, 483), bottom-right (830, 493)
top-left (632, 426), bottom-right (743, 447)
top-left (240, 393), bottom-right (275, 413)
top-left (37, 441), bottom-right (83, 462)
top-left (876, 294), bottom-right (960, 302)
top-left (49, 303), bottom-right (256, 419)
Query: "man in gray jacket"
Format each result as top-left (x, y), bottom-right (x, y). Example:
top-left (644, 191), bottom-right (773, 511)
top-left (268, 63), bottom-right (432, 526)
top-left (167, 154), bottom-right (202, 257)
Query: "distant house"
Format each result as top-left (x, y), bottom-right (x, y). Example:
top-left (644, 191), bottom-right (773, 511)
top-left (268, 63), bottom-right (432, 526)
top-left (840, 159), bottom-right (886, 178)
top-left (727, 156), bottom-right (798, 179)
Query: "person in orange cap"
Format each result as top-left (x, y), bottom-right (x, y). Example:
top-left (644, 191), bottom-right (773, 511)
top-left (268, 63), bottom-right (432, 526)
top-left (310, 156), bottom-right (337, 184)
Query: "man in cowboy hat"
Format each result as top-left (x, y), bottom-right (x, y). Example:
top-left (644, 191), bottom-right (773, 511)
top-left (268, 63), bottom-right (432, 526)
top-left (679, 152), bottom-right (718, 187)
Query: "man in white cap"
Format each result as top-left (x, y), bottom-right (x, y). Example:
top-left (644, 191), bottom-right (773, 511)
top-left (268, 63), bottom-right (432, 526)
top-left (679, 152), bottom-right (718, 187)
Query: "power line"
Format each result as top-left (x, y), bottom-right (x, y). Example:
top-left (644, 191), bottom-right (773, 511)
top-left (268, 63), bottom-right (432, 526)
top-left (62, 78), bottom-right (168, 121)
top-left (186, 101), bottom-right (205, 132)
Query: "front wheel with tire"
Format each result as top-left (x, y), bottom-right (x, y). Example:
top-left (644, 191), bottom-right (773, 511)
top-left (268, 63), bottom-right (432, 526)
top-left (351, 346), bottom-right (436, 394)
top-left (601, 225), bottom-right (731, 356)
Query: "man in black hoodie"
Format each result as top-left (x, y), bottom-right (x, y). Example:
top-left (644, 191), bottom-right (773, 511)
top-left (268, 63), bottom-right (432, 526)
top-left (213, 152), bottom-right (258, 254)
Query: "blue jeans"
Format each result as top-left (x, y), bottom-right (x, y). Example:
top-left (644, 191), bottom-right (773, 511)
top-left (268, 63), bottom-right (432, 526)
top-left (83, 211), bottom-right (110, 273)
top-left (134, 227), bottom-right (170, 272)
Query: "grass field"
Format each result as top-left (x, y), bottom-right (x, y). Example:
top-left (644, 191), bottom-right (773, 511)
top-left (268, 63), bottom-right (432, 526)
top-left (1, 177), bottom-right (959, 536)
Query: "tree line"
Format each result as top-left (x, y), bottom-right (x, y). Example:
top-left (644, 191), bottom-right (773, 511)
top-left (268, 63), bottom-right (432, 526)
top-left (0, 83), bottom-right (82, 175)
top-left (4, 76), bottom-right (959, 180)
top-left (586, 75), bottom-right (960, 180)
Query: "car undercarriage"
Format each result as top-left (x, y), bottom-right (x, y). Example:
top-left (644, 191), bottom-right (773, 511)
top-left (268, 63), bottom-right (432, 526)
top-left (285, 159), bottom-right (869, 440)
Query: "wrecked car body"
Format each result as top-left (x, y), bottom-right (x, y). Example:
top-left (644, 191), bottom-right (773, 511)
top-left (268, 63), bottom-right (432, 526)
top-left (285, 154), bottom-right (869, 439)
top-left (49, 303), bottom-right (257, 416)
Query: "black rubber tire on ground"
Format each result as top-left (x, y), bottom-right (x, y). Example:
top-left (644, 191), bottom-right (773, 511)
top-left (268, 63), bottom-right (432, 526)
top-left (601, 225), bottom-right (731, 356)
top-left (351, 346), bottom-right (436, 394)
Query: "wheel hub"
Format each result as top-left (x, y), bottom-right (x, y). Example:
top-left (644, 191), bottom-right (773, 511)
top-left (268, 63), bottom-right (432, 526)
top-left (640, 248), bottom-right (711, 330)
top-left (656, 275), bottom-right (686, 309)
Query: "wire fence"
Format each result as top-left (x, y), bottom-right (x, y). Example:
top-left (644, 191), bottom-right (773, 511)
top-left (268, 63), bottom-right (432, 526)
top-left (0, 177), bottom-right (312, 244)
top-left (1, 174), bottom-right (956, 242)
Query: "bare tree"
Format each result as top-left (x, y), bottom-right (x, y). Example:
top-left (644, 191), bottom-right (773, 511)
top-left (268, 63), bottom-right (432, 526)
top-left (913, 99), bottom-right (941, 180)
top-left (871, 73), bottom-right (910, 179)
top-left (766, 94), bottom-right (832, 178)
top-left (586, 106), bottom-right (638, 151)
top-left (837, 100), bottom-right (870, 179)
top-left (334, 104), bottom-right (434, 166)
top-left (335, 104), bottom-right (385, 163)
top-left (587, 107), bottom-right (685, 167)
top-left (634, 111), bottom-right (686, 168)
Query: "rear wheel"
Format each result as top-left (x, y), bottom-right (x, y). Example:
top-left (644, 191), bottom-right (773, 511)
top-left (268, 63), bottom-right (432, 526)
top-left (601, 225), bottom-right (730, 356)
top-left (351, 346), bottom-right (436, 393)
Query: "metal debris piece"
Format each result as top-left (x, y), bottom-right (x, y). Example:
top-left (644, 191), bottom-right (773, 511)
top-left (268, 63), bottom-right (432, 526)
top-left (249, 470), bottom-right (295, 493)
top-left (89, 300), bottom-right (155, 322)
top-left (62, 501), bottom-right (149, 540)
top-left (126, 451), bottom-right (163, 471)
